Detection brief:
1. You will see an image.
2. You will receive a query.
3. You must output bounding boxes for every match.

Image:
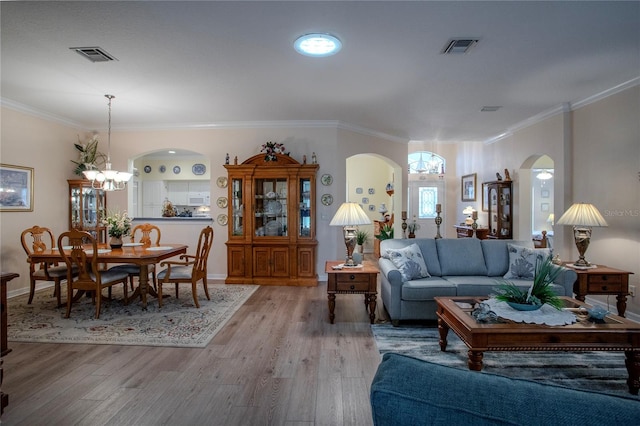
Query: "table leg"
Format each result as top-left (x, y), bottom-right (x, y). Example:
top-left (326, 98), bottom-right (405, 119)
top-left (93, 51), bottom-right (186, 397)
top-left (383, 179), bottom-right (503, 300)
top-left (129, 265), bottom-right (158, 310)
top-left (328, 293), bottom-right (336, 324)
top-left (437, 318), bottom-right (449, 351)
top-left (625, 350), bottom-right (639, 395)
top-left (616, 294), bottom-right (627, 317)
top-left (367, 294), bottom-right (376, 324)
top-left (468, 350), bottom-right (484, 371)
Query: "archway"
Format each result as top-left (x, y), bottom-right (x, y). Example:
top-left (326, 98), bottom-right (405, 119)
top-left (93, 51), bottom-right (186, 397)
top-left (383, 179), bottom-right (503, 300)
top-left (519, 154), bottom-right (554, 244)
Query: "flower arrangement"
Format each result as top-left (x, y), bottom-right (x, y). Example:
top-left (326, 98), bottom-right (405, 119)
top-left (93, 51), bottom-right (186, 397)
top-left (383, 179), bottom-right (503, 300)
top-left (71, 136), bottom-right (106, 176)
top-left (375, 224), bottom-right (394, 240)
top-left (102, 210), bottom-right (132, 238)
top-left (493, 254), bottom-right (563, 310)
top-left (260, 141), bottom-right (287, 162)
top-left (407, 216), bottom-right (420, 235)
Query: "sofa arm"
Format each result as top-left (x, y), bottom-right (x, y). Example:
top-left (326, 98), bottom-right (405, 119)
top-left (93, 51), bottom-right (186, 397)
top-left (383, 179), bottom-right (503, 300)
top-left (378, 257), bottom-right (403, 287)
top-left (371, 353), bottom-right (640, 426)
top-left (552, 264), bottom-right (578, 297)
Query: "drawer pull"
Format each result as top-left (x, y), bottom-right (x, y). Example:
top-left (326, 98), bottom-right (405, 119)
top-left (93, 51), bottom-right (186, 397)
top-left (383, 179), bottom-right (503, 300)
top-left (602, 285), bottom-right (608, 291)
top-left (601, 276), bottom-right (608, 281)
top-left (350, 274), bottom-right (356, 280)
top-left (350, 285), bottom-right (355, 290)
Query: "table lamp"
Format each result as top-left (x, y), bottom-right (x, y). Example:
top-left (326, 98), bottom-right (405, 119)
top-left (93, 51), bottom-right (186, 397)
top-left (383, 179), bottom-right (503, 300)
top-left (462, 206), bottom-right (475, 225)
top-left (556, 203), bottom-right (608, 267)
top-left (330, 202), bottom-right (372, 267)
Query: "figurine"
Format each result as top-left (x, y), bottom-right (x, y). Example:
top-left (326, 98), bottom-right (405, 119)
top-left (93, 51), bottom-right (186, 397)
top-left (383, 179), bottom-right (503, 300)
top-left (234, 156), bottom-right (238, 165)
top-left (504, 168), bottom-right (511, 181)
top-left (311, 152), bottom-right (317, 164)
top-left (496, 172), bottom-right (503, 181)
top-left (303, 155), bottom-right (307, 164)
top-left (225, 153), bottom-right (230, 165)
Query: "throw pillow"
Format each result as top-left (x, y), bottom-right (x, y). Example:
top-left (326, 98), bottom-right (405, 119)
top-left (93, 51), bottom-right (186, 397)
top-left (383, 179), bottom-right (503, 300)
top-left (503, 244), bottom-right (552, 280)
top-left (386, 243), bottom-right (430, 281)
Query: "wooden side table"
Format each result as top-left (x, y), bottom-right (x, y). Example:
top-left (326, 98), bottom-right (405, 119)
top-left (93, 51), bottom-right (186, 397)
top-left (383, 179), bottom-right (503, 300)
top-left (1, 272), bottom-right (19, 416)
top-left (568, 264), bottom-right (633, 317)
top-left (325, 261), bottom-right (379, 324)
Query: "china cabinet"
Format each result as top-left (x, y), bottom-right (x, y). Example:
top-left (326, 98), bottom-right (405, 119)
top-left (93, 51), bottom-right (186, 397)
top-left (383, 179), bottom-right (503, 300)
top-left (224, 154), bottom-right (318, 286)
top-left (68, 179), bottom-right (107, 243)
top-left (486, 180), bottom-right (512, 239)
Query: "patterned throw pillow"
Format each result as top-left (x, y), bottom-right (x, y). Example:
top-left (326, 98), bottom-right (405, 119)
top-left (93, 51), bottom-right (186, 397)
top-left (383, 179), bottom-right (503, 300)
top-left (386, 243), bottom-right (430, 282)
top-left (503, 244), bottom-right (552, 280)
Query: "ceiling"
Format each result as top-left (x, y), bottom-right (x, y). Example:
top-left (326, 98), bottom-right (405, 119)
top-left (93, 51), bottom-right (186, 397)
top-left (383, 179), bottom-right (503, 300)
top-left (1, 1), bottom-right (638, 144)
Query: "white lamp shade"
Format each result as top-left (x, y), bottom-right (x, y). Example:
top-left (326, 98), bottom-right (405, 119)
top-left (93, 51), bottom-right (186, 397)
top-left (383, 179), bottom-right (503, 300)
top-left (462, 206), bottom-right (475, 215)
top-left (330, 202), bottom-right (371, 226)
top-left (556, 203), bottom-right (608, 227)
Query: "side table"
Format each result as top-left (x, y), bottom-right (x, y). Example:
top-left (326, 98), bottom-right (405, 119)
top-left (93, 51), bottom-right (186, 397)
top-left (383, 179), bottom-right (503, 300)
top-left (568, 264), bottom-right (633, 317)
top-left (1, 272), bottom-right (19, 416)
top-left (325, 260), bottom-right (379, 324)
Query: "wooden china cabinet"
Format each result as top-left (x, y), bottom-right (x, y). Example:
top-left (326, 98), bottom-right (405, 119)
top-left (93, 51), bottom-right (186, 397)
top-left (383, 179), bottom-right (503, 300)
top-left (68, 179), bottom-right (107, 243)
top-left (486, 180), bottom-right (512, 239)
top-left (224, 153), bottom-right (319, 286)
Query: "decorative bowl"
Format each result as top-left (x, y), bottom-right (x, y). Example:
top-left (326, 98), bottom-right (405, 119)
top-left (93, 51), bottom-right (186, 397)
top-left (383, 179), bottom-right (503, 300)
top-left (586, 305), bottom-right (609, 320)
top-left (506, 301), bottom-right (542, 311)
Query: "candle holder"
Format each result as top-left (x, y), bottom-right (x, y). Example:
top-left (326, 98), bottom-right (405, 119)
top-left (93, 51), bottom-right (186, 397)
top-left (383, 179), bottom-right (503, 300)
top-left (434, 212), bottom-right (442, 239)
top-left (401, 211), bottom-right (408, 239)
top-left (472, 217), bottom-right (478, 238)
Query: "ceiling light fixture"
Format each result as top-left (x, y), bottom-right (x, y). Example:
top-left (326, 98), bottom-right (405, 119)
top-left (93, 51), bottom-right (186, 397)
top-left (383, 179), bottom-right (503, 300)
top-left (294, 33), bottom-right (342, 57)
top-left (83, 95), bottom-right (132, 191)
top-left (536, 169), bottom-right (553, 180)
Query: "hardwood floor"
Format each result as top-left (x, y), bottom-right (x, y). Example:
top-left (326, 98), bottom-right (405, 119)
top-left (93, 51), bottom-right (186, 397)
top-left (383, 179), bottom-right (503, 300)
top-left (1, 281), bottom-right (389, 425)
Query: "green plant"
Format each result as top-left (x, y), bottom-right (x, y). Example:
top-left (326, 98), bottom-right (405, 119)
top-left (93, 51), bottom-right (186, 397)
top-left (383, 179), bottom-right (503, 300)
top-left (375, 224), bottom-right (394, 240)
top-left (355, 229), bottom-right (370, 246)
top-left (494, 254), bottom-right (563, 309)
top-left (71, 136), bottom-right (106, 176)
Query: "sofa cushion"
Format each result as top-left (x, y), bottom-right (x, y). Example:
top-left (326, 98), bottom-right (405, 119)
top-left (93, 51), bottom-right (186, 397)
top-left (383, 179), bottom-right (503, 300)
top-left (436, 239), bottom-right (487, 276)
top-left (381, 239), bottom-right (441, 276)
top-left (481, 239), bottom-right (533, 276)
top-left (386, 244), bottom-right (430, 281)
top-left (401, 277), bottom-right (457, 301)
top-left (444, 275), bottom-right (531, 296)
top-left (504, 244), bottom-right (552, 280)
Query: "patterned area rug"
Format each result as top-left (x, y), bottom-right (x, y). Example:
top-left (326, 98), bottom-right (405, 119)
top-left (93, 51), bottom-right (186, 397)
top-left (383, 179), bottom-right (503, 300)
top-left (7, 284), bottom-right (258, 348)
top-left (372, 324), bottom-right (639, 400)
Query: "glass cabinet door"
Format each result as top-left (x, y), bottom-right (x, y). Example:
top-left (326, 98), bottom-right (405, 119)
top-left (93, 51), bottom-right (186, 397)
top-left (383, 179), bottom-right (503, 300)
top-left (299, 178), bottom-right (311, 237)
top-left (254, 177), bottom-right (287, 237)
top-left (499, 186), bottom-right (511, 237)
top-left (231, 178), bottom-right (243, 236)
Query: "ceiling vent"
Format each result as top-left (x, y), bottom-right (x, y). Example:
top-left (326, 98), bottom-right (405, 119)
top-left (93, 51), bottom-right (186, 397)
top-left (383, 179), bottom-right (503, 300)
top-left (481, 106), bottom-right (502, 112)
top-left (69, 47), bottom-right (117, 62)
top-left (441, 39), bottom-right (478, 54)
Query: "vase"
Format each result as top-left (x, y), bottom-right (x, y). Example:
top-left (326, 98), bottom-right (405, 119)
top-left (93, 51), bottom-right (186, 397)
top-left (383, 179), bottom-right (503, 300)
top-left (408, 232), bottom-right (415, 239)
top-left (506, 301), bottom-right (542, 311)
top-left (109, 236), bottom-right (123, 249)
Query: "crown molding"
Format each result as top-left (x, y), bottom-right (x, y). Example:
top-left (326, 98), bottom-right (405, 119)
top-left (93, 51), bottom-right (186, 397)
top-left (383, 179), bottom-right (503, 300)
top-left (0, 97), bottom-right (86, 129)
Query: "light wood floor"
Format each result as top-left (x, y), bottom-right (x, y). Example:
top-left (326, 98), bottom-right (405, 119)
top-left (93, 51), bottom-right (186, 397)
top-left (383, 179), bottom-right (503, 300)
top-left (2, 281), bottom-right (390, 425)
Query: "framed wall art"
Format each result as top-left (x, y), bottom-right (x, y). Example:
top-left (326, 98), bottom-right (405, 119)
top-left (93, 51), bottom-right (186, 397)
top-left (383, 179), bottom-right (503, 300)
top-left (0, 163), bottom-right (34, 211)
top-left (461, 173), bottom-right (477, 202)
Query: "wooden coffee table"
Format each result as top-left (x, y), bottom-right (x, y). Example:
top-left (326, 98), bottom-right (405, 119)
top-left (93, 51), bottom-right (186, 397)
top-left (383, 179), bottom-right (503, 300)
top-left (435, 296), bottom-right (640, 395)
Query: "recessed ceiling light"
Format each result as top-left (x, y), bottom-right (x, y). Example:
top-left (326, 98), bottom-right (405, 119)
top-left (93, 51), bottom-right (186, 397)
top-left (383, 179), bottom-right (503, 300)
top-left (294, 33), bottom-right (342, 57)
top-left (168, 150), bottom-right (176, 154)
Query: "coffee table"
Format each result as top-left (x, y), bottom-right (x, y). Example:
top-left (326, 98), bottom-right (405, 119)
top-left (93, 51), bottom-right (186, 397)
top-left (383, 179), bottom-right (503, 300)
top-left (435, 296), bottom-right (640, 395)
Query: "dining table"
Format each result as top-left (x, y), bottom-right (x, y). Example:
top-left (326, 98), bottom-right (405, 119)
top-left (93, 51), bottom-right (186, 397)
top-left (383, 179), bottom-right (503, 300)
top-left (28, 243), bottom-right (188, 309)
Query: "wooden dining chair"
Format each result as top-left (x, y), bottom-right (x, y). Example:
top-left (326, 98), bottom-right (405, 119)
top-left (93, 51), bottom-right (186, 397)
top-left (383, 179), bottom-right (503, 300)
top-left (57, 229), bottom-right (129, 319)
top-left (157, 226), bottom-right (213, 308)
top-left (533, 230), bottom-right (548, 248)
top-left (111, 223), bottom-right (162, 290)
top-left (20, 225), bottom-right (78, 306)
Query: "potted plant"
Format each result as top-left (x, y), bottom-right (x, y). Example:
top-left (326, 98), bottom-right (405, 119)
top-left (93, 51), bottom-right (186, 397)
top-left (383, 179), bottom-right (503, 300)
top-left (494, 254), bottom-right (563, 310)
top-left (355, 229), bottom-right (370, 253)
top-left (71, 136), bottom-right (106, 176)
top-left (407, 216), bottom-right (420, 238)
top-left (375, 224), bottom-right (394, 241)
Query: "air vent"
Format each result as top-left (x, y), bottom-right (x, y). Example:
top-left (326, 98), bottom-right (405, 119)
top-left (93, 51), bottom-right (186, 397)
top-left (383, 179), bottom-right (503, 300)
top-left (69, 47), bottom-right (117, 62)
top-left (481, 106), bottom-right (502, 112)
top-left (441, 39), bottom-right (478, 54)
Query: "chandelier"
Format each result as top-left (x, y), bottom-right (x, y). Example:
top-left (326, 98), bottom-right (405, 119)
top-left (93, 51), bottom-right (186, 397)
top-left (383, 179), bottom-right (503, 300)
top-left (83, 94), bottom-right (132, 191)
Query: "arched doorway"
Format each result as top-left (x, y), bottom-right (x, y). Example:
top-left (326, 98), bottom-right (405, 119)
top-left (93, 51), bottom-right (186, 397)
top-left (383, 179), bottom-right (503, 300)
top-left (519, 154), bottom-right (554, 245)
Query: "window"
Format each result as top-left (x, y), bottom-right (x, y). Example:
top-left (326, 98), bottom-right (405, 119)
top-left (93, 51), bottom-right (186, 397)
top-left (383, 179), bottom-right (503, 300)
top-left (418, 187), bottom-right (438, 219)
top-left (408, 151), bottom-right (445, 175)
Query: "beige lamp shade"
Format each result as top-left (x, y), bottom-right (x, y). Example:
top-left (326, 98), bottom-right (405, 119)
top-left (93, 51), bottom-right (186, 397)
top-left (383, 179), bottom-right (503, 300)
top-left (556, 203), bottom-right (608, 227)
top-left (330, 202), bottom-right (372, 226)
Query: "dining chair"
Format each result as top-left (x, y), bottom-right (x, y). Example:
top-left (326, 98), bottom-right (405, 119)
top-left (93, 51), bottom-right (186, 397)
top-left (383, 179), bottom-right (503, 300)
top-left (111, 223), bottom-right (162, 290)
top-left (57, 229), bottom-right (129, 319)
top-left (533, 230), bottom-right (548, 248)
top-left (20, 225), bottom-right (78, 306)
top-left (157, 226), bottom-right (213, 308)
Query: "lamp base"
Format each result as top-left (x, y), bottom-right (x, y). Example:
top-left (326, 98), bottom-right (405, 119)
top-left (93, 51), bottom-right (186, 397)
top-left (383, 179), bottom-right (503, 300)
top-left (572, 226), bottom-right (593, 268)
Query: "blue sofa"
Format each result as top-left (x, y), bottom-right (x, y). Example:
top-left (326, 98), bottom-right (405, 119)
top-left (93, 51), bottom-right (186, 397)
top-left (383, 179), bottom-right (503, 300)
top-left (378, 238), bottom-right (577, 325)
top-left (371, 353), bottom-right (640, 425)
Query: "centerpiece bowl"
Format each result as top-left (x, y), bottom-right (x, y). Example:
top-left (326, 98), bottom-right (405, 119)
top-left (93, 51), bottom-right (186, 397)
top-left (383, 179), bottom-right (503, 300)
top-left (506, 301), bottom-right (542, 311)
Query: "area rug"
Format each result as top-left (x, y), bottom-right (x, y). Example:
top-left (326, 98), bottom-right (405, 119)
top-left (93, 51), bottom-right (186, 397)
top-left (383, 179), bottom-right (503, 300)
top-left (371, 324), bottom-right (639, 399)
top-left (7, 284), bottom-right (258, 348)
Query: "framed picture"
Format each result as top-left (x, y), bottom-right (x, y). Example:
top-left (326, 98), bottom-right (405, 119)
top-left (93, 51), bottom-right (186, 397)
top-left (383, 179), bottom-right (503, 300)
top-left (541, 189), bottom-right (550, 199)
top-left (541, 203), bottom-right (550, 212)
top-left (481, 183), bottom-right (489, 211)
top-left (461, 173), bottom-right (477, 202)
top-left (0, 163), bottom-right (34, 211)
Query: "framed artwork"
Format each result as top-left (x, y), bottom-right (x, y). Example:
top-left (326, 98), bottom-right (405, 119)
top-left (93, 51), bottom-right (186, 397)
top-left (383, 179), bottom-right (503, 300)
top-left (0, 164), bottom-right (34, 211)
top-left (482, 183), bottom-right (489, 211)
top-left (541, 189), bottom-right (550, 199)
top-left (541, 203), bottom-right (550, 212)
top-left (461, 173), bottom-right (477, 202)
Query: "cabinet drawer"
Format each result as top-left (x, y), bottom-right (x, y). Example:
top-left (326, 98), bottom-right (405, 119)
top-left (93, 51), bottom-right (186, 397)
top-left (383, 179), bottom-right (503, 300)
top-left (588, 274), bottom-right (622, 285)
top-left (587, 275), bottom-right (623, 293)
top-left (335, 273), bottom-right (373, 292)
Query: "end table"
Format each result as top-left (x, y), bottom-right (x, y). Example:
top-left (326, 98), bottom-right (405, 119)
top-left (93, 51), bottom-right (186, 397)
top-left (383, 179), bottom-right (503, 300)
top-left (568, 264), bottom-right (633, 317)
top-left (325, 260), bottom-right (379, 324)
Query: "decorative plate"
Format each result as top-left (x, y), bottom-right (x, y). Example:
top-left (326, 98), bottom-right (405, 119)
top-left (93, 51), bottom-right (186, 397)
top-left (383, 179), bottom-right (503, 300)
top-left (356, 187), bottom-right (363, 194)
top-left (321, 174), bottom-right (333, 186)
top-left (321, 194), bottom-right (333, 206)
top-left (368, 188), bottom-right (375, 194)
top-left (362, 197), bottom-right (369, 204)
top-left (159, 165), bottom-right (166, 173)
top-left (144, 165), bottom-right (152, 173)
top-left (217, 214), bottom-right (228, 226)
top-left (192, 163), bottom-right (206, 175)
top-left (266, 200), bottom-right (283, 215)
top-left (173, 165), bottom-right (181, 174)
top-left (216, 197), bottom-right (228, 208)
top-left (216, 176), bottom-right (228, 188)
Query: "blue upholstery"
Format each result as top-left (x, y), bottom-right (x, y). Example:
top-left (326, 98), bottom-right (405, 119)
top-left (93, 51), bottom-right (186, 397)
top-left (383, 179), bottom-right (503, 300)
top-left (436, 239), bottom-right (488, 276)
top-left (371, 353), bottom-right (640, 426)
